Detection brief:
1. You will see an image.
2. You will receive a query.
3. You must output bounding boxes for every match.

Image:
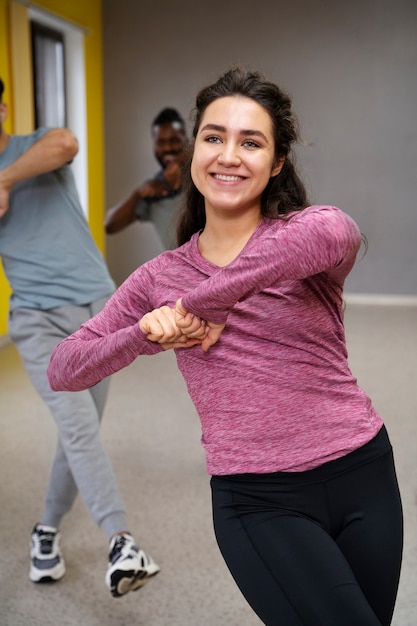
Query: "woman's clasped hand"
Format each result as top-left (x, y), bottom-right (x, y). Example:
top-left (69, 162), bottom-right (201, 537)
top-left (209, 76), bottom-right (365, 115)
top-left (139, 298), bottom-right (225, 352)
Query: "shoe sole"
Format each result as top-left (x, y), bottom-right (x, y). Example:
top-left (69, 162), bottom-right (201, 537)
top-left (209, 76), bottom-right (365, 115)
top-left (109, 565), bottom-right (160, 597)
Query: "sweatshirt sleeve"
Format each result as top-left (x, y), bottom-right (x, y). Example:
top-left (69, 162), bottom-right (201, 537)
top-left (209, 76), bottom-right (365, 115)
top-left (47, 264), bottom-right (163, 392)
top-left (181, 206), bottom-right (361, 324)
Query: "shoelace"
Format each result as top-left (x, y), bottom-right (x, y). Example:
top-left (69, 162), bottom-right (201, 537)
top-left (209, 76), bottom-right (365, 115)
top-left (110, 536), bottom-right (128, 563)
top-left (37, 531), bottom-right (55, 554)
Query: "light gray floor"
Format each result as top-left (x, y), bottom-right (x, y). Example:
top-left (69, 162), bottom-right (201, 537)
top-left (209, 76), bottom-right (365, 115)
top-left (0, 303), bottom-right (416, 626)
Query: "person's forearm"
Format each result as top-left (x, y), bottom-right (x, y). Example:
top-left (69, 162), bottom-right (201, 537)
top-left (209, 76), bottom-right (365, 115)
top-left (47, 322), bottom-right (156, 391)
top-left (182, 206), bottom-right (361, 324)
top-left (105, 190), bottom-right (139, 233)
top-left (47, 265), bottom-right (163, 390)
top-left (105, 175), bottom-right (169, 234)
top-left (0, 128), bottom-right (78, 190)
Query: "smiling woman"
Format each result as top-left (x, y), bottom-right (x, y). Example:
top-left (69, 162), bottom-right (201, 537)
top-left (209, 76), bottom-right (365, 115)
top-left (47, 66), bottom-right (403, 626)
top-left (190, 96), bottom-right (284, 266)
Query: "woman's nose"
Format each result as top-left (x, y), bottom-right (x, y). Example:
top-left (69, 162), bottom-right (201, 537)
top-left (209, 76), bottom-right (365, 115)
top-left (217, 142), bottom-right (241, 166)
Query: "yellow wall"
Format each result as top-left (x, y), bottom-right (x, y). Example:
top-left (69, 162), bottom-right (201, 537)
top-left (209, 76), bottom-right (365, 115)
top-left (0, 0), bottom-right (105, 336)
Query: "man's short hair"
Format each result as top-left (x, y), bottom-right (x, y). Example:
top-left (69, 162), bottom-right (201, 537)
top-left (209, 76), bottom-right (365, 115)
top-left (152, 107), bottom-right (185, 129)
top-left (0, 78), bottom-right (4, 102)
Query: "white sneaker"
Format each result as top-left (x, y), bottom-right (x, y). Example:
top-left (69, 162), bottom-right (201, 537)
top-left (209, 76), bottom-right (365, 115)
top-left (105, 533), bottom-right (160, 598)
top-left (29, 524), bottom-right (66, 583)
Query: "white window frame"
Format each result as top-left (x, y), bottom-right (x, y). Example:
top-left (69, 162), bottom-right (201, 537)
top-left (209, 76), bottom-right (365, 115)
top-left (29, 6), bottom-right (88, 216)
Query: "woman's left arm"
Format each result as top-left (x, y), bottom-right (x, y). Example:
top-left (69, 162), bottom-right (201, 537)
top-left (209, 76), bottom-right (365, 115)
top-left (181, 206), bottom-right (361, 326)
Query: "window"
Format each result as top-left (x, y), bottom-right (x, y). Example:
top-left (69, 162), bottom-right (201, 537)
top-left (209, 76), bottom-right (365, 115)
top-left (31, 21), bottom-right (67, 128)
top-left (9, 2), bottom-right (88, 215)
top-left (29, 6), bottom-right (88, 215)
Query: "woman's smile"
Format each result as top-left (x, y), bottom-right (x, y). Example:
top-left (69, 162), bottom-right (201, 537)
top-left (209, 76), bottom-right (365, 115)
top-left (211, 173), bottom-right (247, 182)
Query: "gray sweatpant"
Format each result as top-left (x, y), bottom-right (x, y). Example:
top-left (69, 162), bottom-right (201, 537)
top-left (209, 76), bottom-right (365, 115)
top-left (8, 298), bottom-right (129, 539)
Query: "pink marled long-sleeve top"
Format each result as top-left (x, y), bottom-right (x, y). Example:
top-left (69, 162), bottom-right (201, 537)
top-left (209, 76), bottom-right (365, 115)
top-left (48, 205), bottom-right (383, 474)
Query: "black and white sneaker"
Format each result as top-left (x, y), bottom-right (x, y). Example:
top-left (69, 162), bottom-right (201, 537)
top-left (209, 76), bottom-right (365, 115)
top-left (29, 524), bottom-right (66, 583)
top-left (105, 533), bottom-right (160, 598)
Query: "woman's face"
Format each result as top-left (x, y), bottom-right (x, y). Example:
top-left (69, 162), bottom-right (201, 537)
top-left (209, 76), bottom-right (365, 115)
top-left (191, 95), bottom-right (284, 217)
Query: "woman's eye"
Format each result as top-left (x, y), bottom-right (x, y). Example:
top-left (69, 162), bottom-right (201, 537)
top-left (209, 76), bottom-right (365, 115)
top-left (205, 136), bottom-right (221, 144)
top-left (243, 140), bottom-right (259, 149)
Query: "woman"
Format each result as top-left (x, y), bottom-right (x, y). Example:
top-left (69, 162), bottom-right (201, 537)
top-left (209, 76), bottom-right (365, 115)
top-left (48, 67), bottom-right (403, 625)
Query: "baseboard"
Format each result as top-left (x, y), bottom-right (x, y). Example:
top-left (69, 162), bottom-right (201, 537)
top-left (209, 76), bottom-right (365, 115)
top-left (344, 293), bottom-right (417, 306)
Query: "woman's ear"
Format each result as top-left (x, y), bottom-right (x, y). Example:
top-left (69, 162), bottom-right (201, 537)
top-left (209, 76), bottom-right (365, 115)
top-left (271, 155), bottom-right (285, 177)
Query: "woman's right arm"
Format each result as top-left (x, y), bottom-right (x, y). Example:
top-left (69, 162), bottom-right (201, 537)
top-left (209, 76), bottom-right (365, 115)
top-left (48, 260), bottom-right (206, 391)
top-left (47, 268), bottom-right (163, 392)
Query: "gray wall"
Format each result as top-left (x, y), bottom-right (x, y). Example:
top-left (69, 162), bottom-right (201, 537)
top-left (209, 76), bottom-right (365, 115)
top-left (103, 0), bottom-right (417, 295)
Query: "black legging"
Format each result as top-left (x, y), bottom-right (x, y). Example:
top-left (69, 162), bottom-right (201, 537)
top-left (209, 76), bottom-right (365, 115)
top-left (211, 427), bottom-right (403, 626)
